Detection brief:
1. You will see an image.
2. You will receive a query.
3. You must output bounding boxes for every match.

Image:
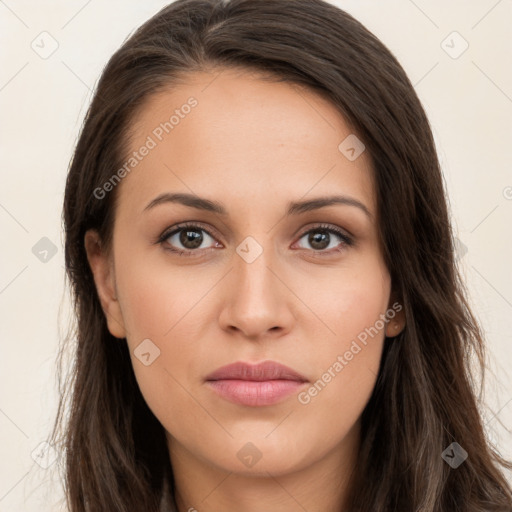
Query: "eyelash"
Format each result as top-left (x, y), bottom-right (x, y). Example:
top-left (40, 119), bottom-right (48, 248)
top-left (156, 222), bottom-right (354, 258)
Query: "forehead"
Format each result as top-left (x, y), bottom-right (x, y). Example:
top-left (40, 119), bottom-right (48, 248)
top-left (117, 68), bottom-right (375, 219)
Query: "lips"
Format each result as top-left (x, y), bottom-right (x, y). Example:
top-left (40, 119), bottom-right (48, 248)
top-left (205, 360), bottom-right (308, 383)
top-left (205, 360), bottom-right (309, 407)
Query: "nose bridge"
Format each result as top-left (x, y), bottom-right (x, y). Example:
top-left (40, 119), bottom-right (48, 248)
top-left (234, 233), bottom-right (279, 303)
top-left (219, 232), bottom-right (293, 337)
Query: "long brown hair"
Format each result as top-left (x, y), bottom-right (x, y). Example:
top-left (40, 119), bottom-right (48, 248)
top-left (50, 0), bottom-right (512, 510)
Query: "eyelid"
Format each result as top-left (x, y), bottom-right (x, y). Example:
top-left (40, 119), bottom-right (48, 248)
top-left (295, 222), bottom-right (353, 241)
top-left (156, 221), bottom-right (221, 244)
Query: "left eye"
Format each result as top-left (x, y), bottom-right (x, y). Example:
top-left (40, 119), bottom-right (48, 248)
top-left (294, 225), bottom-right (353, 253)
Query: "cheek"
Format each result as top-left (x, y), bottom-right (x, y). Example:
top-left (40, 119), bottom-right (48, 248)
top-left (115, 267), bottom-right (205, 430)
top-left (114, 238), bottom-right (212, 342)
top-left (293, 260), bottom-right (389, 423)
top-left (113, 253), bottom-right (221, 412)
top-left (300, 256), bottom-right (390, 359)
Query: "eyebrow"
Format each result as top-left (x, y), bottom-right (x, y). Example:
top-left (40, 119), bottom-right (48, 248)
top-left (143, 192), bottom-right (372, 220)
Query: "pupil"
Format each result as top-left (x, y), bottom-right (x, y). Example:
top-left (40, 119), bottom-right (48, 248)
top-left (310, 230), bottom-right (329, 250)
top-left (180, 229), bottom-right (203, 249)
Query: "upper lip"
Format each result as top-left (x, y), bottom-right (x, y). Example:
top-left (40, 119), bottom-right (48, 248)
top-left (206, 360), bottom-right (308, 382)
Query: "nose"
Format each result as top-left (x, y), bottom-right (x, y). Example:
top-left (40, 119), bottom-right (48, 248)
top-left (218, 240), bottom-right (296, 341)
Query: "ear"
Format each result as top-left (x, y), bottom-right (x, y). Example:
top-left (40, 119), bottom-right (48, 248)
top-left (84, 229), bottom-right (127, 339)
top-left (384, 291), bottom-right (406, 338)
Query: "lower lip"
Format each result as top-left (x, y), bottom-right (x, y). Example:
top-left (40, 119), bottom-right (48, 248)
top-left (206, 379), bottom-right (307, 406)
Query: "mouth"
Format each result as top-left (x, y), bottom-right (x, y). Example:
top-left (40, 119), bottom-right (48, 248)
top-left (205, 360), bottom-right (308, 407)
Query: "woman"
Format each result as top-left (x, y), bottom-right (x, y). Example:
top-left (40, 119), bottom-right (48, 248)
top-left (50, 0), bottom-right (512, 510)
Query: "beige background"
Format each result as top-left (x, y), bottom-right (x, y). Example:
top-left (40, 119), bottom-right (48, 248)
top-left (1, 0), bottom-right (511, 509)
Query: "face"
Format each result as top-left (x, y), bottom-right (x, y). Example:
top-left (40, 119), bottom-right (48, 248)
top-left (85, 67), bottom-right (404, 480)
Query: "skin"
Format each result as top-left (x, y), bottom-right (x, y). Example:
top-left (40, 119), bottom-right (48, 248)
top-left (85, 67), bottom-right (405, 512)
